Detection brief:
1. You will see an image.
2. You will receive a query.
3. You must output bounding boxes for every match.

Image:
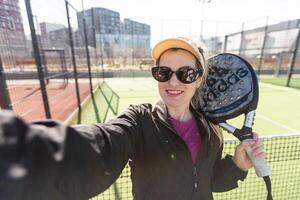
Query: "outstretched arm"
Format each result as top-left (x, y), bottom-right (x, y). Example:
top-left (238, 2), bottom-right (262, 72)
top-left (0, 105), bottom-right (143, 200)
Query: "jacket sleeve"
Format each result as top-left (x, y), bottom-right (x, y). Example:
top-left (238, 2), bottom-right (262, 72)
top-left (211, 143), bottom-right (248, 192)
top-left (0, 105), bottom-right (143, 200)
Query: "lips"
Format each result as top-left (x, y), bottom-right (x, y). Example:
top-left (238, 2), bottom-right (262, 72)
top-left (166, 90), bottom-right (184, 96)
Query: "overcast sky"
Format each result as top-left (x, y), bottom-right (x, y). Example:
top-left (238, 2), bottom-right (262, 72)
top-left (20, 0), bottom-right (300, 46)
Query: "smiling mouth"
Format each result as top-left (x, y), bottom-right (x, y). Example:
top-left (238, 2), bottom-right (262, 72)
top-left (166, 90), bottom-right (184, 95)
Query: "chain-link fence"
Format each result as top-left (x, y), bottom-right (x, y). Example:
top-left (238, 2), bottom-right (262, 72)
top-left (0, 0), bottom-right (105, 122)
top-left (204, 18), bottom-right (300, 88)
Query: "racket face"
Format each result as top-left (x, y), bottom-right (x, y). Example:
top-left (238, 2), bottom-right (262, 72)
top-left (197, 53), bottom-right (258, 123)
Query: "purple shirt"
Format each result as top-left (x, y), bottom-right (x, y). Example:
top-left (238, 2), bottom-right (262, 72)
top-left (169, 116), bottom-right (201, 163)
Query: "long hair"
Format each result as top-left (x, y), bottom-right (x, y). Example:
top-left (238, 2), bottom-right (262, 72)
top-left (155, 47), bottom-right (223, 145)
top-left (191, 47), bottom-right (223, 146)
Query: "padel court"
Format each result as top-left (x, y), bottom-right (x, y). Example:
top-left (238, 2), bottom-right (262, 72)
top-left (70, 77), bottom-right (300, 200)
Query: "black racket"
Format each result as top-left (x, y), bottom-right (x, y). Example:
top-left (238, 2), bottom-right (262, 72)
top-left (196, 53), bottom-right (272, 200)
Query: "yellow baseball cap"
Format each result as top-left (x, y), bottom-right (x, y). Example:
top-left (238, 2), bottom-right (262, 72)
top-left (151, 37), bottom-right (204, 67)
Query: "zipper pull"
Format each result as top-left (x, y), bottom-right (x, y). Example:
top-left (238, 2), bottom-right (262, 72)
top-left (193, 166), bottom-right (197, 176)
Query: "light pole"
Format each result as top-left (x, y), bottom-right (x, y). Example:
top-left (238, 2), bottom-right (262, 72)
top-left (197, 0), bottom-right (211, 43)
top-left (131, 48), bottom-right (134, 67)
top-left (131, 48), bottom-right (134, 78)
top-left (130, 19), bottom-right (134, 68)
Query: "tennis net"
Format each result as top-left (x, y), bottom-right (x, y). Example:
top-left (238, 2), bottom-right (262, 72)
top-left (91, 133), bottom-right (300, 200)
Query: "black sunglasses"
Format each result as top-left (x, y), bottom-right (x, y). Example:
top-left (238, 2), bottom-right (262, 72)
top-left (151, 66), bottom-right (203, 84)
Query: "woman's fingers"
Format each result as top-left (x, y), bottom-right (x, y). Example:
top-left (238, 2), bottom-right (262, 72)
top-left (245, 137), bottom-right (266, 159)
top-left (252, 132), bottom-right (259, 140)
top-left (251, 141), bottom-right (266, 158)
top-left (233, 132), bottom-right (268, 171)
top-left (237, 140), bottom-right (254, 151)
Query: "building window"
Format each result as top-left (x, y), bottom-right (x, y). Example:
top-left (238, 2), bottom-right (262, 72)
top-left (8, 18), bottom-right (15, 30)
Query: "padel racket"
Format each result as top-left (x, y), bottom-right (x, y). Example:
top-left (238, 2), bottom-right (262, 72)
top-left (196, 53), bottom-right (272, 200)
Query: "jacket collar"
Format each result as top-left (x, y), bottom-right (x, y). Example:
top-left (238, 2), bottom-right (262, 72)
top-left (152, 100), bottom-right (169, 122)
top-left (152, 100), bottom-right (211, 141)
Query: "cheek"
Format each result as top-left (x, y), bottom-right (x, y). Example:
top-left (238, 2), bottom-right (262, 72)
top-left (158, 83), bottom-right (165, 95)
top-left (188, 79), bottom-right (202, 97)
top-left (186, 84), bottom-right (198, 98)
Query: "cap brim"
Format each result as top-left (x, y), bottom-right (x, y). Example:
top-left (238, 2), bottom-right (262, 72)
top-left (151, 38), bottom-right (202, 64)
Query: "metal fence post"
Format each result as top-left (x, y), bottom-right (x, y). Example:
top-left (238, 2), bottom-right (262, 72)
top-left (223, 35), bottom-right (228, 53)
top-left (81, 5), bottom-right (93, 94)
top-left (275, 52), bottom-right (283, 77)
top-left (0, 56), bottom-right (12, 110)
top-left (238, 22), bottom-right (245, 56)
top-left (25, 0), bottom-right (51, 118)
top-left (65, 0), bottom-right (81, 113)
top-left (91, 8), bottom-right (100, 83)
top-left (287, 28), bottom-right (300, 87)
top-left (257, 17), bottom-right (269, 77)
top-left (91, 8), bottom-right (105, 81)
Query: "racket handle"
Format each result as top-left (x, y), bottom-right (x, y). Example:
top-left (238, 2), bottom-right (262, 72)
top-left (246, 146), bottom-right (272, 177)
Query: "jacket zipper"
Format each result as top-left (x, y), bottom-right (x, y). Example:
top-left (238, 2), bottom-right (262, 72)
top-left (156, 118), bottom-right (194, 162)
top-left (157, 118), bottom-right (199, 200)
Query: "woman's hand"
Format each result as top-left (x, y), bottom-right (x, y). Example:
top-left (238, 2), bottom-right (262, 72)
top-left (233, 133), bottom-right (265, 171)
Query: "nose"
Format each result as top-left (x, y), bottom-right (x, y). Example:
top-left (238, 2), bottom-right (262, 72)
top-left (168, 72), bottom-right (180, 86)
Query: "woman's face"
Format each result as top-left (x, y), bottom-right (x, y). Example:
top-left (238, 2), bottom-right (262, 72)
top-left (157, 49), bottom-right (201, 111)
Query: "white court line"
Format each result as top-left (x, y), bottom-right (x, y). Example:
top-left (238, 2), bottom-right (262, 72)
top-left (256, 113), bottom-right (300, 133)
top-left (224, 132), bottom-right (300, 142)
top-left (260, 82), bottom-right (300, 93)
top-left (258, 82), bottom-right (300, 132)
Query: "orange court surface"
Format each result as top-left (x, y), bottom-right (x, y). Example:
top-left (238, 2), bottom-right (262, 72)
top-left (7, 81), bottom-right (90, 122)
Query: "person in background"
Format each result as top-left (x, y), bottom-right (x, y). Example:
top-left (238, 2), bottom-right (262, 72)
top-left (0, 37), bottom-right (265, 200)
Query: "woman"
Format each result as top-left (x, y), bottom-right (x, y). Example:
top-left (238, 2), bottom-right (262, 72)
top-left (0, 37), bottom-right (264, 200)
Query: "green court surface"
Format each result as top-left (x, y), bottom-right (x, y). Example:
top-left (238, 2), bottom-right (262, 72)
top-left (77, 77), bottom-right (300, 137)
top-left (260, 76), bottom-right (300, 90)
top-left (69, 77), bottom-right (300, 200)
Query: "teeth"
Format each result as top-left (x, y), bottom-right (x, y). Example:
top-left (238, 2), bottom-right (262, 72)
top-left (166, 90), bottom-right (183, 94)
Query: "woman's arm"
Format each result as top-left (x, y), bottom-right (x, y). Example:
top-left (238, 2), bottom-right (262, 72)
top-left (0, 105), bottom-right (144, 200)
top-left (211, 135), bottom-right (264, 193)
top-left (210, 143), bottom-right (248, 192)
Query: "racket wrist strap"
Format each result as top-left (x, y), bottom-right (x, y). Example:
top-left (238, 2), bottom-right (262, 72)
top-left (233, 126), bottom-right (253, 141)
top-left (264, 176), bottom-right (273, 200)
